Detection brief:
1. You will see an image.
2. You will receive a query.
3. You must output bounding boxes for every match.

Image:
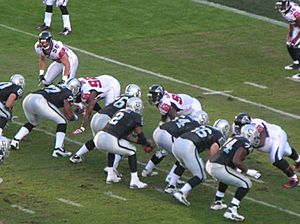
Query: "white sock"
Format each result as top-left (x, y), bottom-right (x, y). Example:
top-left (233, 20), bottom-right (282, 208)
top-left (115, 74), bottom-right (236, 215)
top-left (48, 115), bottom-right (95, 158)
top-left (62, 15), bottom-right (71, 30)
top-left (130, 172), bottom-right (139, 182)
top-left (216, 190), bottom-right (225, 199)
top-left (44, 12), bottom-right (52, 26)
top-left (107, 167), bottom-right (114, 176)
top-left (144, 160), bottom-right (155, 172)
top-left (180, 183), bottom-right (192, 195)
top-left (15, 127), bottom-right (30, 141)
top-left (231, 197), bottom-right (240, 207)
top-left (55, 132), bottom-right (65, 148)
top-left (75, 145), bottom-right (89, 157)
top-left (113, 154), bottom-right (122, 169)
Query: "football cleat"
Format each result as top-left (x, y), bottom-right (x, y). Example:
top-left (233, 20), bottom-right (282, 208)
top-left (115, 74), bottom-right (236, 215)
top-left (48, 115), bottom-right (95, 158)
top-left (141, 169), bottom-right (158, 177)
top-left (224, 206), bottom-right (245, 222)
top-left (58, 28), bottom-right (72, 36)
top-left (103, 166), bottom-right (123, 178)
top-left (10, 139), bottom-right (20, 150)
top-left (129, 180), bottom-right (148, 189)
top-left (106, 174), bottom-right (121, 184)
top-left (164, 184), bottom-right (177, 194)
top-left (284, 63), bottom-right (300, 70)
top-left (283, 177), bottom-right (300, 189)
top-left (52, 148), bottom-right (72, 157)
top-left (292, 73), bottom-right (300, 79)
top-left (69, 154), bottom-right (82, 164)
top-left (37, 23), bottom-right (50, 32)
top-left (173, 191), bottom-right (190, 206)
top-left (210, 200), bottom-right (228, 210)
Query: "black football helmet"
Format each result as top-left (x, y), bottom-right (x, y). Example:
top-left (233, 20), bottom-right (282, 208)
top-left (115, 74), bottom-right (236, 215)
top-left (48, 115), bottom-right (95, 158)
top-left (147, 84), bottom-right (165, 105)
top-left (234, 112), bottom-right (251, 132)
top-left (38, 31), bottom-right (53, 50)
top-left (275, 0), bottom-right (291, 13)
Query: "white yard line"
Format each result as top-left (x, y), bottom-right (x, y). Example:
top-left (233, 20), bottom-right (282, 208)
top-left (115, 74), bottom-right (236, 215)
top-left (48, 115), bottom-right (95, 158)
top-left (1, 23), bottom-right (300, 120)
top-left (104, 191), bottom-right (128, 201)
top-left (244, 81), bottom-right (267, 89)
top-left (57, 198), bottom-right (83, 207)
top-left (11, 204), bottom-right (35, 214)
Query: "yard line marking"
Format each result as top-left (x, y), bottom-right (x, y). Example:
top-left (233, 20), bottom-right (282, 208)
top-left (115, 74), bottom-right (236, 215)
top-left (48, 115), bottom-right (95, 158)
top-left (286, 76), bottom-right (300, 82)
top-left (1, 23), bottom-right (300, 120)
top-left (11, 204), bottom-right (35, 214)
top-left (104, 191), bottom-right (128, 201)
top-left (202, 90), bottom-right (232, 95)
top-left (191, 0), bottom-right (287, 28)
top-left (244, 81), bottom-right (267, 89)
top-left (57, 198), bottom-right (83, 207)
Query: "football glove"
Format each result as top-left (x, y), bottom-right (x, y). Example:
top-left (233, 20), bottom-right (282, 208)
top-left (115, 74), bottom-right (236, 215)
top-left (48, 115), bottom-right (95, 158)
top-left (73, 127), bottom-right (85, 134)
top-left (38, 75), bottom-right (45, 86)
top-left (246, 169), bottom-right (261, 179)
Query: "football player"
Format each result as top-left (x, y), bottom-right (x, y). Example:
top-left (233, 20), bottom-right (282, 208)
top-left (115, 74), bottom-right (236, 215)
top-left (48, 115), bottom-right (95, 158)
top-left (37, 0), bottom-right (72, 35)
top-left (70, 83), bottom-right (141, 171)
top-left (233, 112), bottom-right (300, 188)
top-left (206, 125), bottom-right (261, 222)
top-left (171, 119), bottom-right (230, 206)
top-left (275, 0), bottom-right (300, 78)
top-left (0, 74), bottom-right (25, 136)
top-left (0, 135), bottom-right (11, 184)
top-left (10, 78), bottom-right (81, 157)
top-left (141, 111), bottom-right (209, 186)
top-left (35, 31), bottom-right (78, 86)
top-left (147, 84), bottom-right (203, 124)
top-left (73, 97), bottom-right (155, 189)
top-left (72, 75), bottom-right (121, 134)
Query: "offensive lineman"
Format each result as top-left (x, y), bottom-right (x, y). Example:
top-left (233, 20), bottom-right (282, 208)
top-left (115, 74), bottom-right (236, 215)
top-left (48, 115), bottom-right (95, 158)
top-left (10, 78), bottom-right (81, 157)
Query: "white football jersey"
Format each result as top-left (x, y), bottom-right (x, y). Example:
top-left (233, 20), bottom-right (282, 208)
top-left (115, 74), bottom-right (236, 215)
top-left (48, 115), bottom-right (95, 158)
top-left (34, 40), bottom-right (76, 62)
top-left (79, 75), bottom-right (120, 104)
top-left (281, 2), bottom-right (300, 25)
top-left (157, 91), bottom-right (202, 116)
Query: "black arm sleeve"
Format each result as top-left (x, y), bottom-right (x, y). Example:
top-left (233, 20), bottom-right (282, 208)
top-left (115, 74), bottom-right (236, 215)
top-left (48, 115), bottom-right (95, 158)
top-left (137, 132), bottom-right (148, 146)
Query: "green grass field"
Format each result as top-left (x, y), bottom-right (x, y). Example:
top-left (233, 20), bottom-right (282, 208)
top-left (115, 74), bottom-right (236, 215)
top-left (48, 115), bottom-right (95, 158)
top-left (1, 0), bottom-right (300, 223)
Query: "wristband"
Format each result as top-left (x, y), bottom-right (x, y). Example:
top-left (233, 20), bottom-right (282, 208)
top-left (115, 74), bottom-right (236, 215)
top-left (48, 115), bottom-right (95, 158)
top-left (80, 127), bottom-right (85, 132)
top-left (39, 70), bottom-right (45, 76)
top-left (62, 75), bottom-right (69, 82)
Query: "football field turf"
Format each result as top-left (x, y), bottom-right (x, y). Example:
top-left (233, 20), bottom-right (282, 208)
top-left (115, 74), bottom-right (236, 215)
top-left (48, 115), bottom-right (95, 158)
top-left (1, 0), bottom-right (300, 223)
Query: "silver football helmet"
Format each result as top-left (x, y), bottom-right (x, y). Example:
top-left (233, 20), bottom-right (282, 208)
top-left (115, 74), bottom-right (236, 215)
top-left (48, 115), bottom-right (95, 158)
top-left (10, 74), bottom-right (25, 89)
top-left (241, 124), bottom-right (260, 148)
top-left (124, 84), bottom-right (142, 98)
top-left (126, 97), bottom-right (144, 114)
top-left (0, 136), bottom-right (11, 163)
top-left (213, 119), bottom-right (230, 140)
top-left (191, 110), bottom-right (209, 125)
top-left (65, 78), bottom-right (81, 96)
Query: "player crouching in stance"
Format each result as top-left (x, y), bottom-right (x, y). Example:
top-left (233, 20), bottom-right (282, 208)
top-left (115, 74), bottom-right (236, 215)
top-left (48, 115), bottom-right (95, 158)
top-left (206, 125), bottom-right (261, 222)
top-left (10, 78), bottom-right (81, 157)
top-left (73, 97), bottom-right (155, 189)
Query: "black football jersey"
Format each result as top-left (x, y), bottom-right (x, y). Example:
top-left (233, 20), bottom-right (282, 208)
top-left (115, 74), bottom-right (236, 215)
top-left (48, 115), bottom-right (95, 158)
top-left (33, 84), bottom-right (74, 108)
top-left (210, 136), bottom-right (252, 169)
top-left (180, 125), bottom-right (224, 153)
top-left (103, 108), bottom-right (143, 138)
top-left (160, 115), bottom-right (200, 138)
top-left (0, 82), bottom-right (24, 102)
top-left (100, 94), bottom-right (133, 117)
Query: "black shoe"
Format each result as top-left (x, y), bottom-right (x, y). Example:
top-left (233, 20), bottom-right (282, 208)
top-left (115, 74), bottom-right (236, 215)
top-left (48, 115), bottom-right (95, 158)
top-left (58, 28), bottom-right (72, 36)
top-left (37, 23), bottom-right (50, 32)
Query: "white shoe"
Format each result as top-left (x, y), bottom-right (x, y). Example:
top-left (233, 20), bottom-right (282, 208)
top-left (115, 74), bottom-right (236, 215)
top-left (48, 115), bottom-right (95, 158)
top-left (141, 169), bottom-right (158, 177)
top-left (292, 73), bottom-right (300, 79)
top-left (103, 166), bottom-right (123, 178)
top-left (129, 180), bottom-right (148, 189)
top-left (173, 191), bottom-right (190, 206)
top-left (224, 206), bottom-right (245, 221)
top-left (284, 63), bottom-right (300, 70)
top-left (164, 184), bottom-right (177, 194)
top-left (52, 148), bottom-right (72, 157)
top-left (106, 174), bottom-right (121, 184)
top-left (11, 139), bottom-right (20, 150)
top-left (210, 200), bottom-right (227, 210)
top-left (69, 154), bottom-right (82, 163)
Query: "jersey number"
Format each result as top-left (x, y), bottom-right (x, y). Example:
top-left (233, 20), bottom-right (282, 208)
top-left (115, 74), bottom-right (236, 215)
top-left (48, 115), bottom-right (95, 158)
top-left (113, 96), bottom-right (129, 109)
top-left (109, 111), bottom-right (124, 125)
top-left (43, 86), bottom-right (61, 93)
top-left (193, 127), bottom-right (212, 138)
